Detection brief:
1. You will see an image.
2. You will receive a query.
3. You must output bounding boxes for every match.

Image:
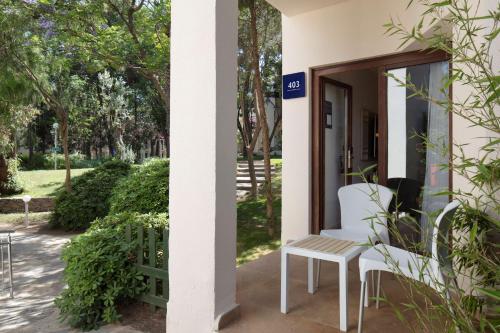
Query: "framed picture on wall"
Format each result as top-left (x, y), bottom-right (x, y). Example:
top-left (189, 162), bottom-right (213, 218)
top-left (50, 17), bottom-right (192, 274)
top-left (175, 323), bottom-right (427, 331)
top-left (324, 101), bottom-right (333, 129)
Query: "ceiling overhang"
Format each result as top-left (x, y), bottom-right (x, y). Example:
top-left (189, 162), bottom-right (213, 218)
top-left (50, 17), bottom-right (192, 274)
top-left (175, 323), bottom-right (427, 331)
top-left (265, 0), bottom-right (346, 17)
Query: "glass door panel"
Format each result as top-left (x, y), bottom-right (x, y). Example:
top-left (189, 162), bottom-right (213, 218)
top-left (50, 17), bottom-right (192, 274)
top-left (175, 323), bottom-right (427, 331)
top-left (323, 81), bottom-right (350, 230)
top-left (386, 61), bottom-right (450, 246)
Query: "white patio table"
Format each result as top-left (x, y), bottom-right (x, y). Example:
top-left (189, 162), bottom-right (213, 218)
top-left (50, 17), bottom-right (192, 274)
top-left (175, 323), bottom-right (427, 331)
top-left (280, 235), bottom-right (363, 332)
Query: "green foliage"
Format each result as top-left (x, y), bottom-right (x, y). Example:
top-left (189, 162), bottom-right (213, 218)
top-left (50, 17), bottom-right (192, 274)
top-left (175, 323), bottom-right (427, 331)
top-left (0, 158), bottom-right (24, 196)
top-left (381, 1), bottom-right (499, 331)
top-left (109, 159), bottom-right (168, 215)
top-left (55, 212), bottom-right (168, 330)
top-left (55, 226), bottom-right (144, 330)
top-left (90, 212), bottom-right (168, 232)
top-left (20, 153), bottom-right (107, 171)
top-left (50, 160), bottom-right (130, 230)
top-left (237, 160), bottom-right (282, 265)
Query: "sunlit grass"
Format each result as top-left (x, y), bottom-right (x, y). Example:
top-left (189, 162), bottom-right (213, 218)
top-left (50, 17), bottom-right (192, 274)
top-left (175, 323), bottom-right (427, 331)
top-left (237, 158), bottom-right (282, 266)
top-left (5, 169), bottom-right (92, 198)
top-left (0, 212), bottom-right (52, 225)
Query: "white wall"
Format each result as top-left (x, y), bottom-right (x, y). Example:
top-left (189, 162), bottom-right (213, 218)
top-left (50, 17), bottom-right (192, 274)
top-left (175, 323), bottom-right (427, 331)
top-left (387, 68), bottom-right (407, 179)
top-left (281, 0), bottom-right (427, 243)
top-left (168, 0), bottom-right (238, 331)
top-left (323, 83), bottom-right (345, 229)
top-left (280, 0), bottom-right (498, 244)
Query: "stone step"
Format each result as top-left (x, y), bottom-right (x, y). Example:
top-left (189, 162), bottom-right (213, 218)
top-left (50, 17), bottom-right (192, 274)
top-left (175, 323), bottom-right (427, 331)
top-left (237, 190), bottom-right (250, 200)
top-left (237, 167), bottom-right (276, 173)
top-left (237, 183), bottom-right (263, 191)
top-left (237, 160), bottom-right (266, 164)
top-left (237, 163), bottom-right (274, 168)
top-left (237, 176), bottom-right (266, 183)
top-left (237, 172), bottom-right (274, 178)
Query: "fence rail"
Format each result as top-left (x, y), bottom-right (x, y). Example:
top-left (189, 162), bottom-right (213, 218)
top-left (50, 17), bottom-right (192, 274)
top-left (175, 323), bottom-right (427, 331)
top-left (125, 224), bottom-right (169, 309)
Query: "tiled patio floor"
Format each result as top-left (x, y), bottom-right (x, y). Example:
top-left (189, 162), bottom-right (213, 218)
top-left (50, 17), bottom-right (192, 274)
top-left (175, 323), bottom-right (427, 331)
top-left (223, 250), bottom-right (437, 333)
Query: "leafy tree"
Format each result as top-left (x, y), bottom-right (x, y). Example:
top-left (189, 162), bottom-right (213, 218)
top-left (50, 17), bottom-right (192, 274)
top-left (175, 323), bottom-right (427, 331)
top-left (97, 70), bottom-right (133, 158)
top-left (0, 1), bottom-right (83, 191)
top-left (239, 0), bottom-right (281, 236)
top-left (0, 57), bottom-right (39, 194)
top-left (51, 0), bottom-right (172, 153)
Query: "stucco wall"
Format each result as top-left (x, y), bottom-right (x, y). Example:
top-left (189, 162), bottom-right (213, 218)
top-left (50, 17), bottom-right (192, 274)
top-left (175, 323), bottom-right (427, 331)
top-left (281, 0), bottom-right (498, 243)
top-left (281, 0), bottom-right (430, 243)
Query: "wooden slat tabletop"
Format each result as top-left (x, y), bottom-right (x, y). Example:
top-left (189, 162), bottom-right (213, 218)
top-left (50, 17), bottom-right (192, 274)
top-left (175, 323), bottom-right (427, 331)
top-left (289, 235), bottom-right (357, 255)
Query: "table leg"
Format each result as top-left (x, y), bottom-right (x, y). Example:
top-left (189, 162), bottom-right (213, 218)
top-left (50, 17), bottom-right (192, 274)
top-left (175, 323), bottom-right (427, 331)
top-left (307, 258), bottom-right (316, 294)
top-left (339, 258), bottom-right (348, 332)
top-left (365, 271), bottom-right (371, 307)
top-left (280, 249), bottom-right (289, 314)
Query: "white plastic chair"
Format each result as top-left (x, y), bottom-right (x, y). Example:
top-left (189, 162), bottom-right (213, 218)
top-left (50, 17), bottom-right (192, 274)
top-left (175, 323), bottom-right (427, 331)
top-left (316, 183), bottom-right (393, 303)
top-left (357, 200), bottom-right (460, 333)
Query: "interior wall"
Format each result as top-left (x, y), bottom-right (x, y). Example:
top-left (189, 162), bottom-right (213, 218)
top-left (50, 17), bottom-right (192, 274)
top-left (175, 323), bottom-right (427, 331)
top-left (280, 0), bottom-right (427, 243)
top-left (328, 70), bottom-right (378, 180)
top-left (322, 69), bottom-right (378, 229)
top-left (323, 83), bottom-right (345, 229)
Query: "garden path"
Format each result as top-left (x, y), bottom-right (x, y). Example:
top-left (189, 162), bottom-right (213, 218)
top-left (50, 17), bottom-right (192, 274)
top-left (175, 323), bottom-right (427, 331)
top-left (0, 221), bottom-right (142, 333)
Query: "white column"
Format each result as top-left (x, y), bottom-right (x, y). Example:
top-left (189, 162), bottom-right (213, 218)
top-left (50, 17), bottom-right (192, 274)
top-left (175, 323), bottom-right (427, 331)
top-left (167, 1), bottom-right (238, 332)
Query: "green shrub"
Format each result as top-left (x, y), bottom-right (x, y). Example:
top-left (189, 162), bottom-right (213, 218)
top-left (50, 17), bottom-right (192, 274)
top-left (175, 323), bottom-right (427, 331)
top-left (20, 152), bottom-right (107, 170)
top-left (50, 160), bottom-right (130, 230)
top-left (56, 212), bottom-right (168, 330)
top-left (19, 152), bottom-right (47, 170)
top-left (55, 227), bottom-right (144, 330)
top-left (90, 211), bottom-right (168, 232)
top-left (0, 158), bottom-right (23, 196)
top-left (109, 159), bottom-right (168, 215)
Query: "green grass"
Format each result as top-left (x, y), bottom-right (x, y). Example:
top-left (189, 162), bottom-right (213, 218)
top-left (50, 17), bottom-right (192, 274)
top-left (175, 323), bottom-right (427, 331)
top-left (3, 159), bottom-right (281, 265)
top-left (5, 169), bottom-right (93, 198)
top-left (236, 159), bottom-right (282, 265)
top-left (0, 212), bottom-right (52, 224)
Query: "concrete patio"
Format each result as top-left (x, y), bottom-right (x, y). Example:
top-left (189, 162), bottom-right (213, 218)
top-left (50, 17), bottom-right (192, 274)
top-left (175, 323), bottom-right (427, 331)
top-left (223, 250), bottom-right (439, 333)
top-left (0, 222), bottom-right (142, 333)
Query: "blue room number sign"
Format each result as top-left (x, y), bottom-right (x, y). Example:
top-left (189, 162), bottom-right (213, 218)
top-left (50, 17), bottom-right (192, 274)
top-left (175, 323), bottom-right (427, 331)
top-left (283, 72), bottom-right (306, 99)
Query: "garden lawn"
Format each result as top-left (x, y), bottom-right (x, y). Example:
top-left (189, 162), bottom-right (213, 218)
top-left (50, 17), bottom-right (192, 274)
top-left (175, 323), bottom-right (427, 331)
top-left (0, 212), bottom-right (52, 224)
top-left (6, 169), bottom-right (93, 198)
top-left (237, 159), bottom-right (282, 265)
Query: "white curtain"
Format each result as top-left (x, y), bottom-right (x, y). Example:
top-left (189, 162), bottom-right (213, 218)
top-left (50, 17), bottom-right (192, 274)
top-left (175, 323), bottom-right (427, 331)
top-left (421, 61), bottom-right (450, 249)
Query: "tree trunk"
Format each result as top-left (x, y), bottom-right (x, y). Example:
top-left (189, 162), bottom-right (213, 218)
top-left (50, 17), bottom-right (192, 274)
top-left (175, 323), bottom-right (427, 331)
top-left (269, 113), bottom-right (282, 143)
top-left (239, 84), bottom-right (259, 197)
top-left (249, 0), bottom-right (275, 237)
top-left (57, 108), bottom-right (72, 192)
top-left (149, 73), bottom-right (170, 157)
top-left (0, 155), bottom-right (7, 184)
top-left (28, 124), bottom-right (34, 161)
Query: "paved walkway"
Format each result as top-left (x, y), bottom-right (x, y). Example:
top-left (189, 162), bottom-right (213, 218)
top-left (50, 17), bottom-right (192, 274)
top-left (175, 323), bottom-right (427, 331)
top-left (0, 222), bottom-right (141, 333)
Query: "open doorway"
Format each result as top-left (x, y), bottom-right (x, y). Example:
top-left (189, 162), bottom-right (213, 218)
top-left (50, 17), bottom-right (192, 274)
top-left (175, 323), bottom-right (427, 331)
top-left (322, 68), bottom-right (378, 230)
top-left (312, 51), bottom-right (452, 248)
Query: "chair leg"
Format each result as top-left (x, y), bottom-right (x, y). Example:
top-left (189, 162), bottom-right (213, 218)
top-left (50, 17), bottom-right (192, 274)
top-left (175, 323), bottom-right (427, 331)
top-left (364, 272), bottom-right (369, 307)
top-left (315, 260), bottom-right (321, 289)
top-left (376, 270), bottom-right (381, 309)
top-left (358, 280), bottom-right (367, 333)
top-left (444, 279), bottom-right (460, 333)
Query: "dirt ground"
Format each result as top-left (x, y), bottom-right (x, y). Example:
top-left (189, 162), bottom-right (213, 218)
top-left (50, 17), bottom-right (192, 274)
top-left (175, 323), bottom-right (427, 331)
top-left (0, 217), bottom-right (154, 333)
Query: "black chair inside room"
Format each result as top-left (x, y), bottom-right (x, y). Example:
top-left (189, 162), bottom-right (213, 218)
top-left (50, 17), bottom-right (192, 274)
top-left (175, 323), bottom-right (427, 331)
top-left (386, 177), bottom-right (423, 251)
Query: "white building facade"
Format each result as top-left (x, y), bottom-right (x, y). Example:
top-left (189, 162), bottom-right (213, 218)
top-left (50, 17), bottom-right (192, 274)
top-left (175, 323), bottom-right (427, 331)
top-left (168, 0), bottom-right (497, 332)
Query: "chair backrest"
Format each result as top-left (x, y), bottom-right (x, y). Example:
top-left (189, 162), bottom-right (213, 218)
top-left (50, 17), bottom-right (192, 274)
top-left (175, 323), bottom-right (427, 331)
top-left (338, 183), bottom-right (393, 244)
top-left (431, 200), bottom-right (460, 277)
top-left (386, 177), bottom-right (422, 217)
